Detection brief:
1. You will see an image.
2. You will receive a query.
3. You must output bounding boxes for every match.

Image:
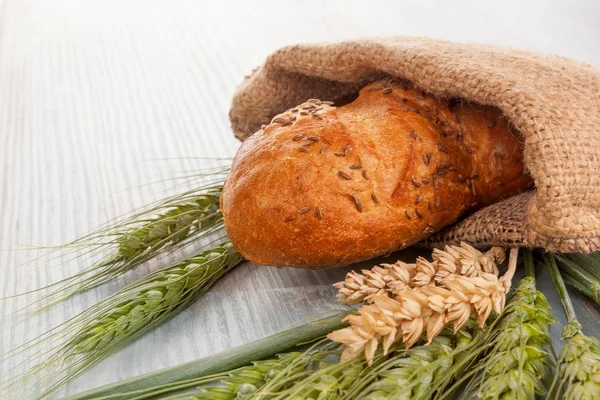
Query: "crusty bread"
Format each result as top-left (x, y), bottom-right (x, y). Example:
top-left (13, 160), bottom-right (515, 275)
top-left (221, 80), bottom-right (532, 268)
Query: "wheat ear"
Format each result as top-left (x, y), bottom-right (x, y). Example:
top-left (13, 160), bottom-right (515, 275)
top-left (175, 351), bottom-right (304, 400)
top-left (334, 242), bottom-right (504, 305)
top-left (2, 163), bottom-right (229, 314)
top-left (58, 313), bottom-right (350, 400)
top-left (553, 334), bottom-right (600, 400)
top-left (1, 242), bottom-right (243, 399)
top-left (462, 250), bottom-right (555, 400)
top-left (5, 184), bottom-right (225, 318)
top-left (180, 340), bottom-right (346, 400)
top-left (258, 343), bottom-right (366, 400)
top-left (473, 277), bottom-right (555, 399)
top-left (328, 243), bottom-right (512, 364)
top-left (340, 322), bottom-right (478, 400)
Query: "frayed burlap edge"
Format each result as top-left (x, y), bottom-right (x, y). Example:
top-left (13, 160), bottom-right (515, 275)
top-left (423, 192), bottom-right (600, 252)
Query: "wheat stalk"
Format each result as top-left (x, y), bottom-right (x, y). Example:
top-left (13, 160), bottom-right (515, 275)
top-left (116, 191), bottom-right (222, 259)
top-left (57, 189), bottom-right (222, 306)
top-left (364, 343), bottom-right (454, 400)
top-left (328, 244), bottom-right (513, 364)
top-left (261, 321), bottom-right (485, 400)
top-left (543, 253), bottom-right (600, 400)
top-left (2, 170), bottom-right (229, 317)
top-left (56, 247), bottom-right (600, 400)
top-left (59, 313), bottom-right (350, 400)
top-left (555, 255), bottom-right (600, 305)
top-left (558, 253), bottom-right (600, 281)
top-left (175, 351), bottom-right (304, 400)
top-left (69, 319), bottom-right (489, 400)
top-left (263, 359), bottom-right (364, 399)
top-left (162, 341), bottom-right (345, 400)
top-left (473, 278), bottom-right (555, 399)
top-left (1, 242), bottom-right (243, 399)
top-left (159, 324), bottom-right (483, 400)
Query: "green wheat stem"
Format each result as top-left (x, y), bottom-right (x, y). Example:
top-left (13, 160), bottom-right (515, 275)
top-left (62, 313), bottom-right (351, 400)
top-left (554, 257), bottom-right (600, 305)
top-left (362, 338), bottom-right (454, 400)
top-left (542, 252), bottom-right (600, 400)
top-left (523, 248), bottom-right (536, 280)
top-left (561, 273), bottom-right (599, 304)
top-left (558, 254), bottom-right (600, 281)
top-left (542, 253), bottom-right (581, 338)
top-left (1, 242), bottom-right (244, 399)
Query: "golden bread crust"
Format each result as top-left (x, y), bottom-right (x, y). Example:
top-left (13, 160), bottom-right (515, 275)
top-left (221, 81), bottom-right (532, 268)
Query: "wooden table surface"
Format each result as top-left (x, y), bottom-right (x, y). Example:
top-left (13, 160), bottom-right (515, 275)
top-left (1, 0), bottom-right (600, 398)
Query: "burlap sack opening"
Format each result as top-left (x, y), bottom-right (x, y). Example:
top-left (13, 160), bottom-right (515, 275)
top-left (229, 37), bottom-right (600, 253)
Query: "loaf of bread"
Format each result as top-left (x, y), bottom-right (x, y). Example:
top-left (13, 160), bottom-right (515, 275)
top-left (221, 80), bottom-right (533, 268)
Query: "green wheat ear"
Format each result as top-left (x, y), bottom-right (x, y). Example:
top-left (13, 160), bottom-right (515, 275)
top-left (460, 251), bottom-right (556, 400)
top-left (3, 170), bottom-right (228, 317)
top-left (553, 333), bottom-right (600, 400)
top-left (474, 278), bottom-right (555, 400)
top-left (1, 242), bottom-right (244, 399)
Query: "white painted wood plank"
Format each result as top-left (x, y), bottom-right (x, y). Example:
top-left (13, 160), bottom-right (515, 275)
top-left (0, 0), bottom-right (599, 397)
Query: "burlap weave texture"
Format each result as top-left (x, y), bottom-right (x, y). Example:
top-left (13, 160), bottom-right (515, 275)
top-left (229, 37), bottom-right (600, 253)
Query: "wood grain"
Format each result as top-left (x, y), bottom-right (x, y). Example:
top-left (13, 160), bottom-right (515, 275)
top-left (0, 0), bottom-right (599, 398)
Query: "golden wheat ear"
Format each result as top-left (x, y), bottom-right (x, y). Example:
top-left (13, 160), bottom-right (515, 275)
top-left (329, 244), bottom-right (516, 364)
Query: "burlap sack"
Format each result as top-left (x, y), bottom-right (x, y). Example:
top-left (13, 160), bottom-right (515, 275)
top-left (229, 37), bottom-right (600, 253)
